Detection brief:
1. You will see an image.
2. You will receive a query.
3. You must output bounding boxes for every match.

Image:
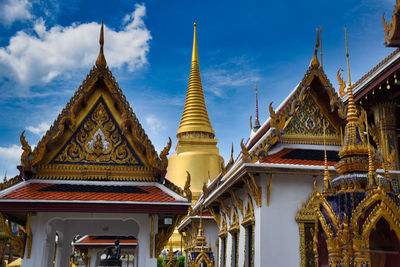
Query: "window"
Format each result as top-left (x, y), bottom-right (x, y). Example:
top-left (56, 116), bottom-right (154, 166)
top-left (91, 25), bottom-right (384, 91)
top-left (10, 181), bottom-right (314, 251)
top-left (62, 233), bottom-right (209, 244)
top-left (245, 224), bottom-right (254, 267)
top-left (231, 232), bottom-right (238, 267)
top-left (220, 236), bottom-right (226, 267)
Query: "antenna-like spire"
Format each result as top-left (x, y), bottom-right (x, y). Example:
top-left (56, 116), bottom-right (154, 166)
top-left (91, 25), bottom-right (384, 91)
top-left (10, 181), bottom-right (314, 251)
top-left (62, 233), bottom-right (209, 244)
top-left (229, 142), bottom-right (234, 165)
top-left (320, 26), bottom-right (323, 68)
top-left (322, 119), bottom-right (331, 194)
top-left (345, 26), bottom-right (351, 87)
top-left (96, 21), bottom-right (107, 69)
top-left (253, 84), bottom-right (260, 130)
top-left (192, 23), bottom-right (198, 62)
top-left (311, 28), bottom-right (320, 69)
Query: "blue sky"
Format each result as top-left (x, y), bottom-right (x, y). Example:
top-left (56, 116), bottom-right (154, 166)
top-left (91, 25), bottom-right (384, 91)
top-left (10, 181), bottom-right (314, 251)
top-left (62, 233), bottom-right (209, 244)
top-left (0, 0), bottom-right (396, 177)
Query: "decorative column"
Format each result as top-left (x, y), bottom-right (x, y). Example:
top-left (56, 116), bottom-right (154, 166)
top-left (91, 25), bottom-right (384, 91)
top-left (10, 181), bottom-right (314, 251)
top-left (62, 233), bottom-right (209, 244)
top-left (372, 101), bottom-right (399, 191)
top-left (326, 238), bottom-right (343, 267)
top-left (353, 237), bottom-right (370, 267)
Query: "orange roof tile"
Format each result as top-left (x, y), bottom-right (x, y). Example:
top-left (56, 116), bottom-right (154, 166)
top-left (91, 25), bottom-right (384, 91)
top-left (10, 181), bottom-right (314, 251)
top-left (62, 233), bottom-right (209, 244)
top-left (1, 183), bottom-right (180, 203)
top-left (259, 148), bottom-right (337, 166)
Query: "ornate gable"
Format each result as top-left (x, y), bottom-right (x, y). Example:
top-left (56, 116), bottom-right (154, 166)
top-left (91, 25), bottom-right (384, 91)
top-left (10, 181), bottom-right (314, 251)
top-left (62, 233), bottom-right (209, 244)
top-left (20, 23), bottom-right (171, 181)
top-left (51, 98), bottom-right (143, 166)
top-left (282, 93), bottom-right (340, 145)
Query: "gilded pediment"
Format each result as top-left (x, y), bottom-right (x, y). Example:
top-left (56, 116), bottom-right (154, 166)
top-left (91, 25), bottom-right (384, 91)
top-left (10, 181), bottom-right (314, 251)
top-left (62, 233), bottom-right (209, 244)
top-left (282, 93), bottom-right (340, 145)
top-left (51, 98), bottom-right (142, 166)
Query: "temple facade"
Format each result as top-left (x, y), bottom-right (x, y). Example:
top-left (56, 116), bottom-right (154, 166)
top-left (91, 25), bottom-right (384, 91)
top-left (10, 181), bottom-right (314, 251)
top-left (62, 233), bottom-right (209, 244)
top-left (178, 2), bottom-right (400, 266)
top-left (0, 24), bottom-right (191, 267)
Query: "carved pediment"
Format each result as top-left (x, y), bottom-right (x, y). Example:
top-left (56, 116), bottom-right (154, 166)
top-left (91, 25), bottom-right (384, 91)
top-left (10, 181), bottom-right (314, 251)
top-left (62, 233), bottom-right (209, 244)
top-left (282, 93), bottom-right (340, 145)
top-left (51, 98), bottom-right (142, 166)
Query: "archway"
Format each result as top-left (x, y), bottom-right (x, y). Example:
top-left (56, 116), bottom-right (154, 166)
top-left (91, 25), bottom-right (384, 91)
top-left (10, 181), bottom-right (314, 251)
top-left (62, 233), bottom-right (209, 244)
top-left (316, 223), bottom-right (329, 267)
top-left (369, 218), bottom-right (400, 267)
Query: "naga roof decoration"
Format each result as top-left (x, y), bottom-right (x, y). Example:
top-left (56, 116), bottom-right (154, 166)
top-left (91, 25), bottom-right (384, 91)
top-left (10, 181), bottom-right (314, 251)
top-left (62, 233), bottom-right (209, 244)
top-left (19, 22), bottom-right (172, 182)
top-left (383, 0), bottom-right (400, 47)
top-left (245, 30), bottom-right (345, 161)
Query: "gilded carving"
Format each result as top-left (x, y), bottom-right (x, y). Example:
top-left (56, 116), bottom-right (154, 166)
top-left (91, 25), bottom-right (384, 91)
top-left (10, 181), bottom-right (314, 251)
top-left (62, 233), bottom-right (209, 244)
top-left (219, 199), bottom-right (231, 220)
top-left (0, 213), bottom-right (25, 258)
top-left (52, 100), bottom-right (141, 166)
top-left (266, 174), bottom-right (274, 207)
top-left (229, 190), bottom-right (243, 216)
top-left (243, 173), bottom-right (262, 208)
top-left (184, 171), bottom-right (192, 201)
top-left (20, 131), bottom-right (32, 167)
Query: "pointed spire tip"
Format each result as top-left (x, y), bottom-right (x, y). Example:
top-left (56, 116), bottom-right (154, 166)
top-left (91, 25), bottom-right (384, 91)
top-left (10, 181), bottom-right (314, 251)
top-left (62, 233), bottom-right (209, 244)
top-left (96, 21), bottom-right (107, 69)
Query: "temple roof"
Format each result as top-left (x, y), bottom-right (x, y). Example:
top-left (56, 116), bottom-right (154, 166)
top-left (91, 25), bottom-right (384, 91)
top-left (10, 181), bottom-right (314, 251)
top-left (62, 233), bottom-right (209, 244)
top-left (177, 23), bottom-right (214, 136)
top-left (0, 179), bottom-right (190, 213)
top-left (19, 22), bottom-right (172, 182)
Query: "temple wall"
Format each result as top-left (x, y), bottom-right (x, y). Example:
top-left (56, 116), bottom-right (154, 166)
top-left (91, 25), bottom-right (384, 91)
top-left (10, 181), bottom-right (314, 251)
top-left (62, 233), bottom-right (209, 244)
top-left (20, 212), bottom-right (156, 267)
top-left (213, 172), bottom-right (323, 267)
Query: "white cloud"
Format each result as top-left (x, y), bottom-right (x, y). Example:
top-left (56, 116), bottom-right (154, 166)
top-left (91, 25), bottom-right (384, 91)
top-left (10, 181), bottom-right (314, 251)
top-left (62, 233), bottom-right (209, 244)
top-left (0, 144), bottom-right (21, 177)
top-left (26, 122), bottom-right (50, 136)
top-left (0, 0), bottom-right (32, 26)
top-left (0, 3), bottom-right (151, 95)
top-left (145, 115), bottom-right (166, 133)
top-left (203, 68), bottom-right (259, 97)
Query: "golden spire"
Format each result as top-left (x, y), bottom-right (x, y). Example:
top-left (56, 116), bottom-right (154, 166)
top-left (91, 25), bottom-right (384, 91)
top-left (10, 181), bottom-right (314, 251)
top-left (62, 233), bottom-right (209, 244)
top-left (253, 84), bottom-right (260, 130)
top-left (229, 142), bottom-right (234, 165)
top-left (177, 23), bottom-right (214, 136)
top-left (345, 26), bottom-right (351, 87)
top-left (310, 28), bottom-right (320, 69)
top-left (322, 119), bottom-right (331, 194)
top-left (96, 21), bottom-right (107, 69)
top-left (320, 26), bottom-right (323, 68)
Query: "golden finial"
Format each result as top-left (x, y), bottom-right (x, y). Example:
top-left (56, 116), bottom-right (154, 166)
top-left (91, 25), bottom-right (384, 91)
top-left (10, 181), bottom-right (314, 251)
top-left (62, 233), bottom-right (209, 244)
top-left (345, 26), bottom-right (351, 87)
top-left (176, 23), bottom-right (214, 136)
top-left (311, 28), bottom-right (320, 69)
top-left (192, 23), bottom-right (198, 62)
top-left (96, 21), bottom-right (107, 69)
top-left (254, 84), bottom-right (260, 130)
top-left (322, 119), bottom-right (331, 194)
top-left (3, 171), bottom-right (6, 183)
top-left (319, 26), bottom-right (323, 68)
top-left (380, 122), bottom-right (391, 180)
top-left (229, 142), bottom-right (234, 165)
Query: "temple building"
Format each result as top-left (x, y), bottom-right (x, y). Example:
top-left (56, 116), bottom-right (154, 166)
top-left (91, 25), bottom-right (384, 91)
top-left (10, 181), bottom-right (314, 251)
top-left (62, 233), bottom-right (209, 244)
top-left (2, 1), bottom-right (400, 266)
top-left (178, 2), bottom-right (400, 266)
top-left (0, 24), bottom-right (190, 267)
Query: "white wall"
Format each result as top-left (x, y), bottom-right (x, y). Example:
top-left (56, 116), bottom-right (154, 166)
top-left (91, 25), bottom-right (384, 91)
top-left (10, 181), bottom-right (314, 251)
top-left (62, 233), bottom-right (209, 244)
top-left (21, 212), bottom-right (157, 267)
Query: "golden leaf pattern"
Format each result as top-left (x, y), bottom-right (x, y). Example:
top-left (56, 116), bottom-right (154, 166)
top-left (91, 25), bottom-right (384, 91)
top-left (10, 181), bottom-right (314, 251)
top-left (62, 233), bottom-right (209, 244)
top-left (285, 94), bottom-right (336, 136)
top-left (52, 99), bottom-right (141, 165)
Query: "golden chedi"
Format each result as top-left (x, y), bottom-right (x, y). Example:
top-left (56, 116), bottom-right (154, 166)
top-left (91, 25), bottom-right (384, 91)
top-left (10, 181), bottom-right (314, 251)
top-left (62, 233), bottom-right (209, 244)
top-left (167, 23), bottom-right (223, 197)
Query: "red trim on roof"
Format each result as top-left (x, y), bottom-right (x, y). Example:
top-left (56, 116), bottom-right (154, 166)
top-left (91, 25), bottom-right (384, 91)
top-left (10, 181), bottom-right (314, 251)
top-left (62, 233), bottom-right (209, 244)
top-left (1, 183), bottom-right (180, 203)
top-left (259, 149), bottom-right (337, 166)
top-left (0, 201), bottom-right (188, 214)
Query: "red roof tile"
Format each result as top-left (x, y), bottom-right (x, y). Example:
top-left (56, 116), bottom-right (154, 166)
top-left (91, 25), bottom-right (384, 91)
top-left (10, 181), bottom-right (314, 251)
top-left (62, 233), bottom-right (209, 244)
top-left (1, 183), bottom-right (181, 203)
top-left (259, 149), bottom-right (337, 166)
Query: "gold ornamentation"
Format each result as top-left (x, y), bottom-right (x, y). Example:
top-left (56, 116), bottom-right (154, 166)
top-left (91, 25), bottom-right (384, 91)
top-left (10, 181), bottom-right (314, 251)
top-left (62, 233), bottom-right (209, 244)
top-left (96, 22), bottom-right (107, 69)
top-left (77, 248), bottom-right (89, 267)
top-left (202, 182), bottom-right (209, 199)
top-left (266, 174), bottom-right (274, 207)
top-left (383, 1), bottom-right (400, 46)
top-left (160, 137), bottom-right (171, 169)
top-left (26, 212), bottom-right (32, 259)
top-left (184, 171), bottom-right (192, 201)
top-left (150, 214), bottom-right (155, 258)
top-left (240, 139), bottom-right (257, 163)
top-left (20, 131), bottom-right (32, 167)
top-left (241, 194), bottom-right (255, 227)
top-left (208, 206), bottom-right (221, 228)
top-left (0, 213), bottom-right (25, 257)
top-left (53, 101), bottom-right (139, 166)
top-left (229, 190), bottom-right (243, 215)
top-left (310, 28), bottom-right (320, 69)
top-left (243, 173), bottom-right (262, 208)
top-left (218, 214), bottom-right (227, 238)
top-left (337, 68), bottom-right (346, 98)
top-left (219, 199), bottom-right (231, 220)
top-left (228, 208), bottom-right (239, 233)
top-left (155, 215), bottom-right (184, 257)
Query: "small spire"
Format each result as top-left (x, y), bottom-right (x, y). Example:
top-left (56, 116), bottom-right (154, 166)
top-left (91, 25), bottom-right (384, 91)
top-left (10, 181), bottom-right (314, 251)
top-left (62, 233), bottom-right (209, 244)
top-left (380, 122), bottom-right (391, 181)
top-left (322, 119), bottom-right (332, 194)
top-left (229, 142), bottom-right (234, 165)
top-left (345, 26), bottom-right (351, 87)
top-left (253, 84), bottom-right (260, 130)
top-left (3, 171), bottom-right (6, 183)
top-left (311, 28), bottom-right (320, 69)
top-left (319, 26), bottom-right (323, 68)
top-left (96, 21), bottom-right (107, 69)
top-left (192, 23), bottom-right (198, 62)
